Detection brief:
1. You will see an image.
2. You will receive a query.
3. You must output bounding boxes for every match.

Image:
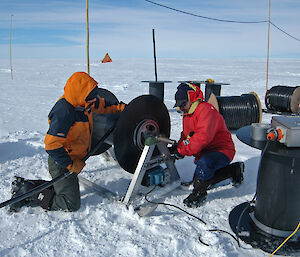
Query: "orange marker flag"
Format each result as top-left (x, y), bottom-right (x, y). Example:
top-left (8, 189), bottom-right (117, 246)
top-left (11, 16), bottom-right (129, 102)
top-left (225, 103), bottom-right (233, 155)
top-left (101, 53), bottom-right (112, 63)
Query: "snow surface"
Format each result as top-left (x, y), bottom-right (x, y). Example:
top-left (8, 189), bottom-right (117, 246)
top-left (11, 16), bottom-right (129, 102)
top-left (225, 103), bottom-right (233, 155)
top-left (1, 58), bottom-right (299, 257)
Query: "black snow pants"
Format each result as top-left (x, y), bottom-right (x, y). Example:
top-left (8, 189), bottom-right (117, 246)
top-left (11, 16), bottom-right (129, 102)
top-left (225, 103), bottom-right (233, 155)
top-left (48, 157), bottom-right (81, 211)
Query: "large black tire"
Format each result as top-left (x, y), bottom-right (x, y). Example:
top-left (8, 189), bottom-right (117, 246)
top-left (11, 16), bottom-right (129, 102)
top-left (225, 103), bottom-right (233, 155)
top-left (113, 95), bottom-right (170, 174)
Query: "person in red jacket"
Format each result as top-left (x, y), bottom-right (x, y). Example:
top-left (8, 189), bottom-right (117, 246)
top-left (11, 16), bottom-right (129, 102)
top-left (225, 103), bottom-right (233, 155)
top-left (171, 82), bottom-right (244, 208)
top-left (9, 72), bottom-right (125, 212)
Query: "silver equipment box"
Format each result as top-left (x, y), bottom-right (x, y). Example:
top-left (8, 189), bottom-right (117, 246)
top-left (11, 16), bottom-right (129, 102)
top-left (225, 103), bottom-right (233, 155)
top-left (271, 116), bottom-right (300, 147)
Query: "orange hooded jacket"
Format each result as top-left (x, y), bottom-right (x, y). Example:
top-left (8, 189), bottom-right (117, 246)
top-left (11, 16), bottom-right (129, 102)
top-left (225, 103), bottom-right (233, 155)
top-left (44, 72), bottom-right (124, 170)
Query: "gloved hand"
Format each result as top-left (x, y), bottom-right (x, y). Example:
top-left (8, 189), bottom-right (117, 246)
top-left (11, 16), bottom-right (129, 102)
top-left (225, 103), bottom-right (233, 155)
top-left (168, 144), bottom-right (184, 159)
top-left (69, 160), bottom-right (86, 174)
top-left (167, 144), bottom-right (178, 155)
top-left (174, 150), bottom-right (184, 160)
top-left (118, 101), bottom-right (127, 112)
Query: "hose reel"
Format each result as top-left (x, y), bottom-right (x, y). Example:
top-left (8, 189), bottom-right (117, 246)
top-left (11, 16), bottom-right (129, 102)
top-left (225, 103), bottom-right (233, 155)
top-left (265, 85), bottom-right (300, 114)
top-left (208, 92), bottom-right (262, 130)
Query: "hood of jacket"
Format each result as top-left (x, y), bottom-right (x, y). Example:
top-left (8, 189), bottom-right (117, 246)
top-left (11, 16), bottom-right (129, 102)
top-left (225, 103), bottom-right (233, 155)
top-left (63, 72), bottom-right (98, 107)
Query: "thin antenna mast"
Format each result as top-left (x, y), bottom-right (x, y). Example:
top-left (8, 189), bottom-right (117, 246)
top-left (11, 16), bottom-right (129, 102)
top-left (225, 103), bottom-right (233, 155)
top-left (266, 0), bottom-right (271, 91)
top-left (152, 29), bottom-right (158, 82)
top-left (10, 14), bottom-right (13, 80)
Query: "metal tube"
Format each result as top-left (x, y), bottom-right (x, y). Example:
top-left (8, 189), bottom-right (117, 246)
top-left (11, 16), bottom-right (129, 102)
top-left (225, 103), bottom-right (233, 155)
top-left (156, 136), bottom-right (176, 145)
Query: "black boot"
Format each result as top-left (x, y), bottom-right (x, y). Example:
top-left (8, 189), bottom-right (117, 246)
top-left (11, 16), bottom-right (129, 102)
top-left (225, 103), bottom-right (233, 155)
top-left (10, 177), bottom-right (36, 212)
top-left (231, 162), bottom-right (244, 187)
top-left (183, 176), bottom-right (210, 208)
top-left (9, 177), bottom-right (54, 212)
top-left (209, 162), bottom-right (244, 188)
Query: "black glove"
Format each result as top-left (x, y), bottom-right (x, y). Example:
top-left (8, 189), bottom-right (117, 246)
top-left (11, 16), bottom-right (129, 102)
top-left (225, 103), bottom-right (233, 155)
top-left (168, 144), bottom-right (184, 159)
top-left (174, 149), bottom-right (184, 159)
top-left (167, 144), bottom-right (178, 155)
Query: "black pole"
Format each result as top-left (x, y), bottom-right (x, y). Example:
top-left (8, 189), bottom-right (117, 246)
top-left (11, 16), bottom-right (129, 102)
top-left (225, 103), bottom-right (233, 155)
top-left (152, 28), bottom-right (157, 82)
top-left (0, 124), bottom-right (116, 209)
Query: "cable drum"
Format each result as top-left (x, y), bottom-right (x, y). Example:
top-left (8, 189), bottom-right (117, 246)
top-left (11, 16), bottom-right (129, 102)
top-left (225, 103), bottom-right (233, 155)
top-left (265, 85), bottom-right (300, 114)
top-left (214, 92), bottom-right (262, 130)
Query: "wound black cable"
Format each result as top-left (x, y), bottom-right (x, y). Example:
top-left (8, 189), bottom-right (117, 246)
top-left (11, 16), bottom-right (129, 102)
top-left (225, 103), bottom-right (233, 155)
top-left (145, 0), bottom-right (268, 24)
top-left (265, 85), bottom-right (299, 113)
top-left (144, 185), bottom-right (240, 247)
top-left (217, 93), bottom-right (261, 130)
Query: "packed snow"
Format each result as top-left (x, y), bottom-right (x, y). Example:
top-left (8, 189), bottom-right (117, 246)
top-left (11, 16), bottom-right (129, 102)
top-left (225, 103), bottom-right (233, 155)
top-left (0, 58), bottom-right (299, 257)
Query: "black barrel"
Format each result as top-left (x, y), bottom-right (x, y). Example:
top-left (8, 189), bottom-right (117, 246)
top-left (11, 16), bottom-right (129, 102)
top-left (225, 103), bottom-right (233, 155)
top-left (205, 83), bottom-right (221, 101)
top-left (254, 141), bottom-right (300, 233)
top-left (141, 80), bottom-right (172, 103)
top-left (149, 81), bottom-right (165, 102)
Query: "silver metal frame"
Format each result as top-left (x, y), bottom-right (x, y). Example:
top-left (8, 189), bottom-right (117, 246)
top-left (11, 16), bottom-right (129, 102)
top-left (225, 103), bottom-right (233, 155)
top-left (123, 140), bottom-right (179, 208)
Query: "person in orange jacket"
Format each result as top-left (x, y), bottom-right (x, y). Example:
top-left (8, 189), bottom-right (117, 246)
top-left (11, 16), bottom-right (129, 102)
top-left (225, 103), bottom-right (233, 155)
top-left (170, 82), bottom-right (244, 208)
top-left (10, 72), bottom-right (125, 212)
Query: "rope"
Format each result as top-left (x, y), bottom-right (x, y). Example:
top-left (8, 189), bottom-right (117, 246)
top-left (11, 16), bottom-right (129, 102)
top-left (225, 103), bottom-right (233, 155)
top-left (217, 94), bottom-right (261, 130)
top-left (270, 21), bottom-right (300, 42)
top-left (145, 0), bottom-right (300, 43)
top-left (265, 86), bottom-right (298, 112)
top-left (145, 0), bottom-right (268, 24)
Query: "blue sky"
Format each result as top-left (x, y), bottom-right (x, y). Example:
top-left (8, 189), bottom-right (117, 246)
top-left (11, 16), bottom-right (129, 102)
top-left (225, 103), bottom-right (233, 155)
top-left (0, 0), bottom-right (300, 59)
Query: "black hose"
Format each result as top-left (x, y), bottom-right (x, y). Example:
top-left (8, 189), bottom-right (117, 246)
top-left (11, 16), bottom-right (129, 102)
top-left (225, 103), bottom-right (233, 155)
top-left (265, 85), bottom-right (298, 113)
top-left (216, 93), bottom-right (261, 130)
top-left (0, 125), bottom-right (116, 210)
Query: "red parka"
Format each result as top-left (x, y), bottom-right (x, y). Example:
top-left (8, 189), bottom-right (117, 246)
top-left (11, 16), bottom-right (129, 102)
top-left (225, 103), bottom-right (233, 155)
top-left (177, 101), bottom-right (235, 162)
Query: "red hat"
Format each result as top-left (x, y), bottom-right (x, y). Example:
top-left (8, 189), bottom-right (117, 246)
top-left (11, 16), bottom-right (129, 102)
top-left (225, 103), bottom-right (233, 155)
top-left (174, 83), bottom-right (203, 107)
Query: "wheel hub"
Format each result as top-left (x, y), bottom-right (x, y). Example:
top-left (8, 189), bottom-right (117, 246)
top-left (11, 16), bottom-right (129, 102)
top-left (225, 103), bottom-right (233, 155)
top-left (133, 119), bottom-right (160, 150)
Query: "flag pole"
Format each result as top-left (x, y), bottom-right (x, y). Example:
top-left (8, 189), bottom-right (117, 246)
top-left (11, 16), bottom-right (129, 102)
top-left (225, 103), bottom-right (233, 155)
top-left (10, 14), bottom-right (13, 80)
top-left (152, 29), bottom-right (158, 82)
top-left (86, 0), bottom-right (90, 74)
